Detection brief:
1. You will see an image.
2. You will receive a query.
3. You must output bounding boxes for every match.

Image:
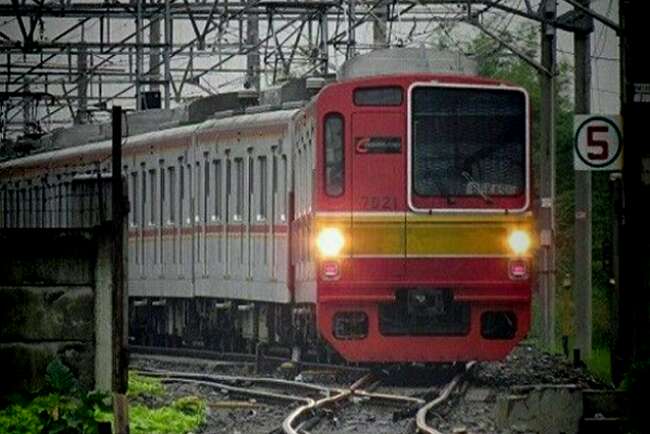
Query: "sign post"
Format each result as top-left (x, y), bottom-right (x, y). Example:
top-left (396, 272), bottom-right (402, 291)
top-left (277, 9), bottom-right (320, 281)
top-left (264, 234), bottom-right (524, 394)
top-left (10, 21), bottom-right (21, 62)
top-left (573, 114), bottom-right (622, 363)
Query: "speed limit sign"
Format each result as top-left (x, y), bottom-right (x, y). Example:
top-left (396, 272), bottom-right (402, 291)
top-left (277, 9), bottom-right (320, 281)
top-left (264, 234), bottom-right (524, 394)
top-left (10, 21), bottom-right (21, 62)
top-left (574, 115), bottom-right (623, 171)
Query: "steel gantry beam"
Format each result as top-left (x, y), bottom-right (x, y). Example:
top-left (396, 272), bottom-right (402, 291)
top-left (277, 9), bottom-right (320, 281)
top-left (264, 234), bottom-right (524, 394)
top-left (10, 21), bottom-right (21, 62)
top-left (0, 0), bottom-right (553, 138)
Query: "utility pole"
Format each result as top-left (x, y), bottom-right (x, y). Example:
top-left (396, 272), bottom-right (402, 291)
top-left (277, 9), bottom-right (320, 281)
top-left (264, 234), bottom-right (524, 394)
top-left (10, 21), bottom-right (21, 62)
top-left (319, 7), bottom-right (329, 75)
top-left (76, 20), bottom-right (88, 125)
top-left (245, 0), bottom-right (260, 92)
top-left (149, 7), bottom-right (161, 98)
top-left (163, 0), bottom-right (171, 108)
top-left (539, 0), bottom-right (557, 350)
top-left (573, 0), bottom-right (593, 361)
top-left (111, 105), bottom-right (128, 434)
top-left (372, 0), bottom-right (389, 49)
top-left (135, 0), bottom-right (143, 110)
top-left (618, 0), bottom-right (650, 380)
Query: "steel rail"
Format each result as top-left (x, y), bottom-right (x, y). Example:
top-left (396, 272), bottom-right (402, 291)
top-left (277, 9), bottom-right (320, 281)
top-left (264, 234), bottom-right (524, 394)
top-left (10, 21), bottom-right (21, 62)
top-left (415, 361), bottom-right (476, 434)
top-left (160, 377), bottom-right (316, 405)
top-left (282, 372), bottom-right (375, 434)
top-left (130, 344), bottom-right (370, 374)
top-left (136, 369), bottom-right (335, 396)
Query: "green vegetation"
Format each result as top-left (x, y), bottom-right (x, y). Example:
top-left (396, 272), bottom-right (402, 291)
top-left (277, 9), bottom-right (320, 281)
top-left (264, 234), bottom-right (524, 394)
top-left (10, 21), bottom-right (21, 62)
top-left (96, 374), bottom-right (206, 434)
top-left (127, 372), bottom-right (166, 398)
top-left (0, 361), bottom-right (206, 434)
top-left (126, 396), bottom-right (206, 434)
top-left (0, 359), bottom-right (110, 434)
top-left (467, 24), bottom-right (615, 381)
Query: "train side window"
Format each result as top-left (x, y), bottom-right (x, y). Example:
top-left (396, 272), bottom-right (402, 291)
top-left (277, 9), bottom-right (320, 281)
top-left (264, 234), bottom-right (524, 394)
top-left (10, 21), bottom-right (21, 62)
top-left (234, 158), bottom-right (243, 220)
top-left (186, 163), bottom-right (193, 225)
top-left (281, 155), bottom-right (288, 222)
top-left (130, 172), bottom-right (138, 226)
top-left (204, 158), bottom-right (210, 223)
top-left (324, 113), bottom-right (345, 197)
top-left (159, 162), bottom-right (165, 225)
top-left (179, 161), bottom-right (184, 226)
top-left (141, 165), bottom-right (147, 229)
top-left (353, 86), bottom-right (403, 106)
top-left (213, 160), bottom-right (222, 220)
top-left (258, 156), bottom-right (267, 220)
top-left (168, 166), bottom-right (175, 224)
top-left (195, 162), bottom-right (201, 224)
top-left (271, 154), bottom-right (278, 224)
top-left (248, 155), bottom-right (254, 221)
top-left (149, 169), bottom-right (157, 225)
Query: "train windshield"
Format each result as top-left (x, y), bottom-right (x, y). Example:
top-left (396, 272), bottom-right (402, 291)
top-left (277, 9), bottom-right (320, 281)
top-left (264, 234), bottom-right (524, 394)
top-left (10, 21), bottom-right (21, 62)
top-left (410, 87), bottom-right (526, 201)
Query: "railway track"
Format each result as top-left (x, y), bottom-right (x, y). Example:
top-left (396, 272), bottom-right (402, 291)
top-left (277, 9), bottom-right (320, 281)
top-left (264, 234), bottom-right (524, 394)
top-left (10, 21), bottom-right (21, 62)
top-left (130, 344), bottom-right (369, 374)
top-left (415, 362), bottom-right (475, 434)
top-left (133, 347), bottom-right (475, 434)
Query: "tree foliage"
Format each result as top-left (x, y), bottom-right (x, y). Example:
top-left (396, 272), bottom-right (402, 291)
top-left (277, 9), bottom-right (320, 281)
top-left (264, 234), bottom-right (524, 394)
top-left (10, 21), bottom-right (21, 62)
top-left (467, 23), bottom-right (614, 352)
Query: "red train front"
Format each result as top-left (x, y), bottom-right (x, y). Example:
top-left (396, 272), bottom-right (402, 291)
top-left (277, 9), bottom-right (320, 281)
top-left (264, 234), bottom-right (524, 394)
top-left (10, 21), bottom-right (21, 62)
top-left (297, 73), bottom-right (534, 362)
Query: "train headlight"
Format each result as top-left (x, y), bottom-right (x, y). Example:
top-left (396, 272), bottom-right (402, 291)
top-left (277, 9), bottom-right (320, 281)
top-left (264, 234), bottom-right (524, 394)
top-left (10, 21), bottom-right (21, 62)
top-left (316, 228), bottom-right (345, 257)
top-left (508, 230), bottom-right (531, 256)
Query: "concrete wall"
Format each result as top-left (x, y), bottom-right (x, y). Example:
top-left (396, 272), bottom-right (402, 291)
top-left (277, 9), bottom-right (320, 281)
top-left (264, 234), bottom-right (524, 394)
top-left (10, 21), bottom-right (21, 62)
top-left (0, 227), bottom-right (113, 395)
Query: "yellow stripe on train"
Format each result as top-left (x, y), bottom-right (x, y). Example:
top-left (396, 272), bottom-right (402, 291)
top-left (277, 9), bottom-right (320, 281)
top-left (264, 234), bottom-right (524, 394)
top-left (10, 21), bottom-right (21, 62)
top-left (314, 212), bottom-right (535, 257)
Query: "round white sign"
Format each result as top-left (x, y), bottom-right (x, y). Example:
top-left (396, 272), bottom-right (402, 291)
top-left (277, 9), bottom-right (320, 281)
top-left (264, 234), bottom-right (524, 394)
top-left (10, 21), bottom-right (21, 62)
top-left (574, 116), bottom-right (623, 170)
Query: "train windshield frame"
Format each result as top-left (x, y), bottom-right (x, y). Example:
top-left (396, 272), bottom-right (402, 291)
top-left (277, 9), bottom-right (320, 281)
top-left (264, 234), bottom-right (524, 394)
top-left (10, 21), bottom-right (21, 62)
top-left (407, 83), bottom-right (529, 212)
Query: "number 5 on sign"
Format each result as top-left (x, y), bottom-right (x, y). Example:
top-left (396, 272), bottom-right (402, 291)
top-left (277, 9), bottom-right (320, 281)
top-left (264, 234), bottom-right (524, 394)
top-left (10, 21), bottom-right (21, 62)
top-left (574, 115), bottom-right (623, 171)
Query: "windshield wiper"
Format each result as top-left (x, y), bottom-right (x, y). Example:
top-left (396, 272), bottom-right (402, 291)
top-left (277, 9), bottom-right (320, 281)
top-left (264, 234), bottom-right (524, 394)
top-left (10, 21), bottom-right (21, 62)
top-left (461, 171), bottom-right (493, 204)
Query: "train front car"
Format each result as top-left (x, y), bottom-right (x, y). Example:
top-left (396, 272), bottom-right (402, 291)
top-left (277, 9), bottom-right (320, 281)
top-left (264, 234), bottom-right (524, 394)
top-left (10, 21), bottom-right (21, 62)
top-left (310, 74), bottom-right (533, 363)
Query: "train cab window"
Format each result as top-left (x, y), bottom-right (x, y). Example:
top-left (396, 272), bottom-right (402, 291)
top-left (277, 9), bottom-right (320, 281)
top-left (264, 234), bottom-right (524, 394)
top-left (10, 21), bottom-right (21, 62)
top-left (324, 113), bottom-right (345, 197)
top-left (353, 86), bottom-right (403, 106)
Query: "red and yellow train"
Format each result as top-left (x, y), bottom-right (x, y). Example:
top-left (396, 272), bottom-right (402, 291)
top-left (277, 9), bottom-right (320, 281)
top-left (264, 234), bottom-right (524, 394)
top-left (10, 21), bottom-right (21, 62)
top-left (0, 69), bottom-right (534, 363)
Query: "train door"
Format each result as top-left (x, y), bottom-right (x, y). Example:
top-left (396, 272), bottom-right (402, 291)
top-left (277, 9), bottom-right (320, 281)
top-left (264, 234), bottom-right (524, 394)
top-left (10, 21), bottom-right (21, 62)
top-left (350, 111), bottom-right (406, 280)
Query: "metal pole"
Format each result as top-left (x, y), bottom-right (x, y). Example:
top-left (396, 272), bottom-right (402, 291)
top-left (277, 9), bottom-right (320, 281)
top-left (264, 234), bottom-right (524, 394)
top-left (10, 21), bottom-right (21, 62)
top-left (573, 0), bottom-right (593, 361)
top-left (111, 105), bottom-right (128, 433)
top-left (163, 0), bottom-right (171, 108)
top-left (539, 0), bottom-right (557, 350)
top-left (347, 0), bottom-right (356, 59)
top-left (135, 0), bottom-right (143, 110)
top-left (150, 6), bottom-right (161, 96)
top-left (246, 0), bottom-right (260, 91)
top-left (76, 20), bottom-right (87, 124)
top-left (319, 8), bottom-right (328, 75)
top-left (372, 0), bottom-right (388, 49)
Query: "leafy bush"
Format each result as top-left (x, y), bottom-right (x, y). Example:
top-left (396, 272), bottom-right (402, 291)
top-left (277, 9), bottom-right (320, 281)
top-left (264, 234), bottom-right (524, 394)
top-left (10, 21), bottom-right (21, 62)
top-left (0, 359), bottom-right (110, 434)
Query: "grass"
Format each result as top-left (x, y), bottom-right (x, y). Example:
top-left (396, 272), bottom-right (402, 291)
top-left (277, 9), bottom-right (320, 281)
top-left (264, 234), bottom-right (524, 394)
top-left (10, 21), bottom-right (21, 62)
top-left (128, 372), bottom-right (166, 398)
top-left (586, 346), bottom-right (613, 384)
top-left (96, 373), bottom-right (206, 434)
